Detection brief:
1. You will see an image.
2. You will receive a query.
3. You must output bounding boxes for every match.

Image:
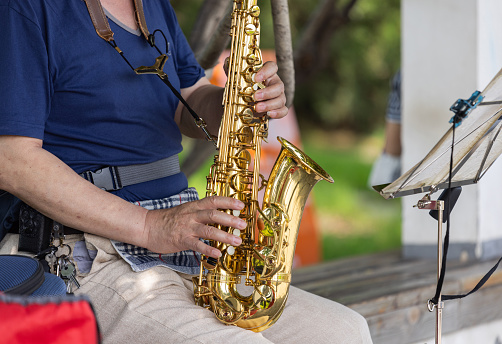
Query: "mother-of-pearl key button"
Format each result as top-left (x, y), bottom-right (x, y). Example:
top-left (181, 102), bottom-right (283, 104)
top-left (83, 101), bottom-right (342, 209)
top-left (233, 229), bottom-right (241, 236)
top-left (233, 210), bottom-right (240, 216)
top-left (227, 246), bottom-right (235, 255)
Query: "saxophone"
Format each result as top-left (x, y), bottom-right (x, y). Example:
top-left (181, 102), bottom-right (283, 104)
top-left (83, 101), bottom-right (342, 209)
top-left (192, 0), bottom-right (333, 332)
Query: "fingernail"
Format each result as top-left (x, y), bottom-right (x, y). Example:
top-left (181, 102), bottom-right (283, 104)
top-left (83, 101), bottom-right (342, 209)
top-left (254, 91), bottom-right (263, 100)
top-left (213, 249), bottom-right (222, 258)
top-left (233, 236), bottom-right (242, 246)
top-left (255, 103), bottom-right (265, 113)
top-left (238, 219), bottom-right (247, 228)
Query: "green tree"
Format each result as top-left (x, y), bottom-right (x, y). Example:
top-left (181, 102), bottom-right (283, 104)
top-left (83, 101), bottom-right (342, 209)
top-left (292, 0), bottom-right (400, 133)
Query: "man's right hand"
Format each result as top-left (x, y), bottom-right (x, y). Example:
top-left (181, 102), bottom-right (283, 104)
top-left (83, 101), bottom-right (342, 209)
top-left (143, 196), bottom-right (246, 258)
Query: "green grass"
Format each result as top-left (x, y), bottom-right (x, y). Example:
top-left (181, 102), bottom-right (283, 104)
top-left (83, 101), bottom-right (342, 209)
top-left (183, 130), bottom-right (402, 261)
top-left (303, 130), bottom-right (402, 260)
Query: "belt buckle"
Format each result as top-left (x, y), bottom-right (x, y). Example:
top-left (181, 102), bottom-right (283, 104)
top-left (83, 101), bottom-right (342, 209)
top-left (89, 168), bottom-right (118, 191)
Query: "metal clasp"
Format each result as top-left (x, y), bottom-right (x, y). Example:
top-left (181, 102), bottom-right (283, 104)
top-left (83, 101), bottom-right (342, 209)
top-left (449, 90), bottom-right (484, 127)
top-left (427, 299), bottom-right (444, 312)
top-left (414, 194), bottom-right (434, 210)
top-left (89, 168), bottom-right (117, 191)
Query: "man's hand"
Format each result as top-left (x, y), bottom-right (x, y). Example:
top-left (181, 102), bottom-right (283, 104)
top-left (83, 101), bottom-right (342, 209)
top-left (144, 196), bottom-right (246, 258)
top-left (252, 61), bottom-right (288, 119)
top-left (223, 59), bottom-right (288, 119)
top-left (176, 61), bottom-right (288, 138)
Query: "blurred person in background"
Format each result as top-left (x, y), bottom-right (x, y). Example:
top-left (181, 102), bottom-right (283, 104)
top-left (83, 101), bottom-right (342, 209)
top-left (369, 70), bottom-right (402, 187)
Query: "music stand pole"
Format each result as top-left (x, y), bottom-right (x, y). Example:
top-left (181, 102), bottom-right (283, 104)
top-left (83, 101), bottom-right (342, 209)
top-left (417, 196), bottom-right (444, 344)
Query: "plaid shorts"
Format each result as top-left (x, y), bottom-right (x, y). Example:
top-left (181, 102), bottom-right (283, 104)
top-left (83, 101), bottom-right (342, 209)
top-left (111, 187), bottom-right (202, 275)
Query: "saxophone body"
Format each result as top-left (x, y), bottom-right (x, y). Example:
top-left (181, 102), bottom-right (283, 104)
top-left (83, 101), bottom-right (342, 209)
top-left (193, 0), bottom-right (333, 332)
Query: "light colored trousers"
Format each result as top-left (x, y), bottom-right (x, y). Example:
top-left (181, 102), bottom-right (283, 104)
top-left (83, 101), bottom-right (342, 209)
top-left (1, 233), bottom-right (373, 344)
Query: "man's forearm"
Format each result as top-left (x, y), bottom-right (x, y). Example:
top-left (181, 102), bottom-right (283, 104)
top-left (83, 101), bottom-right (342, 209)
top-left (0, 135), bottom-right (149, 247)
top-left (177, 83), bottom-right (225, 139)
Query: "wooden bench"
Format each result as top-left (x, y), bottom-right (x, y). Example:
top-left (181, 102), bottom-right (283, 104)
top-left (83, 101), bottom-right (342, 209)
top-left (291, 250), bottom-right (502, 343)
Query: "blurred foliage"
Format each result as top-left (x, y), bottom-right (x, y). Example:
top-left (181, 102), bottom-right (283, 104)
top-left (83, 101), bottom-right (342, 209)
top-left (302, 133), bottom-right (402, 260)
top-left (170, 0), bottom-right (400, 133)
top-left (291, 0), bottom-right (401, 133)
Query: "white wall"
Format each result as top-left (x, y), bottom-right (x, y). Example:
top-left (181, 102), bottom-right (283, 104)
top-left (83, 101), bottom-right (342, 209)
top-left (402, 0), bottom-right (502, 260)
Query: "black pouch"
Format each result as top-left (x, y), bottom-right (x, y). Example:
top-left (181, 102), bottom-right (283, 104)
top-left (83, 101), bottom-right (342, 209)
top-left (0, 191), bottom-right (21, 242)
top-left (18, 203), bottom-right (52, 254)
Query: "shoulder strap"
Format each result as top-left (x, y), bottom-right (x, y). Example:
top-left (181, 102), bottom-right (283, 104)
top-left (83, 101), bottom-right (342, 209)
top-left (133, 0), bottom-right (150, 41)
top-left (83, 0), bottom-right (150, 43)
top-left (83, 0), bottom-right (114, 42)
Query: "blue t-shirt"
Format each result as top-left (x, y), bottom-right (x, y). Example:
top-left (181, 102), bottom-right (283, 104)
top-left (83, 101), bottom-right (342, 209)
top-left (0, 0), bottom-right (205, 202)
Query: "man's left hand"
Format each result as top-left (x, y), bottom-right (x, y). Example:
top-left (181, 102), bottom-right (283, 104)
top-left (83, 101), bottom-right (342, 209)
top-left (252, 61), bottom-right (288, 119)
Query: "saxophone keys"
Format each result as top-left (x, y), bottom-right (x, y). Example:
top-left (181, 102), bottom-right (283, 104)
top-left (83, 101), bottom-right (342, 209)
top-left (241, 86), bottom-right (255, 103)
top-left (244, 23), bottom-right (257, 35)
top-left (249, 5), bottom-right (260, 17)
top-left (246, 53), bottom-right (259, 65)
top-left (252, 285), bottom-right (274, 310)
top-left (253, 82), bottom-right (265, 91)
top-left (238, 108), bottom-right (254, 124)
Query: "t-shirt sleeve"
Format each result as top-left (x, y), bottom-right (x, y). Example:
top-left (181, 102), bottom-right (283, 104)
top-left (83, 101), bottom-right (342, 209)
top-left (165, 4), bottom-right (205, 89)
top-left (0, 4), bottom-right (51, 139)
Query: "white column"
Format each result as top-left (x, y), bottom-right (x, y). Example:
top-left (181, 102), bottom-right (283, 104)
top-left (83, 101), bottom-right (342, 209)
top-left (402, 0), bottom-right (502, 260)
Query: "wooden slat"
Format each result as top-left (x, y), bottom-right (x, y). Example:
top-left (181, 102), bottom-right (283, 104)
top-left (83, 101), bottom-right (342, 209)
top-left (291, 251), bottom-right (502, 343)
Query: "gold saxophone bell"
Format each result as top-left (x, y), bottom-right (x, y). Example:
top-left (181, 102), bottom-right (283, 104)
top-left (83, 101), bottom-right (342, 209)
top-left (193, 0), bottom-right (333, 332)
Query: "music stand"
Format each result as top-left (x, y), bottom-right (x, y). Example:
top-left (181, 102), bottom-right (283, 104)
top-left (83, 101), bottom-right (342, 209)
top-left (374, 69), bottom-right (502, 344)
top-left (376, 69), bottom-right (502, 200)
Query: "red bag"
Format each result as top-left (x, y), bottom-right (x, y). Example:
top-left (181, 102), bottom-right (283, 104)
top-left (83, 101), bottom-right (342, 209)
top-left (0, 294), bottom-right (101, 344)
